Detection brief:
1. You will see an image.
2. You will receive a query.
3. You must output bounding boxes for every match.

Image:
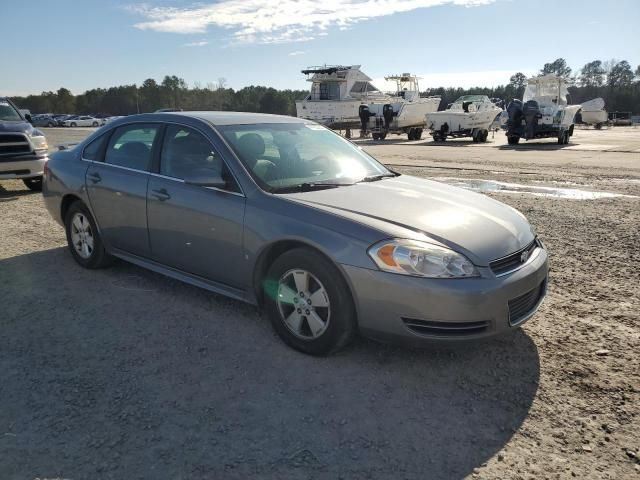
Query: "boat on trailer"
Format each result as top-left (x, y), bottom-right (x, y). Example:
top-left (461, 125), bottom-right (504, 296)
top-left (295, 65), bottom-right (388, 131)
top-left (295, 66), bottom-right (439, 140)
top-left (580, 98), bottom-right (608, 129)
top-left (425, 95), bottom-right (503, 143)
top-left (505, 74), bottom-right (581, 145)
top-left (359, 74), bottom-right (440, 141)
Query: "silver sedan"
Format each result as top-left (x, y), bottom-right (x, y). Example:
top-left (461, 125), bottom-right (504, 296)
top-left (43, 112), bottom-right (548, 355)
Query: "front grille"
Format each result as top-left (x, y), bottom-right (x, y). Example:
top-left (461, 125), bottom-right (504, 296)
top-left (490, 238), bottom-right (539, 276)
top-left (508, 280), bottom-right (546, 326)
top-left (402, 318), bottom-right (490, 337)
top-left (0, 133), bottom-right (31, 156)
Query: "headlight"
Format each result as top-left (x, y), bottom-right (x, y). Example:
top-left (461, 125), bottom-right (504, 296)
top-left (29, 133), bottom-right (48, 151)
top-left (368, 239), bottom-right (479, 278)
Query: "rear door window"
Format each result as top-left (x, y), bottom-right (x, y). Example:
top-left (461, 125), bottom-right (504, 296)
top-left (105, 124), bottom-right (159, 171)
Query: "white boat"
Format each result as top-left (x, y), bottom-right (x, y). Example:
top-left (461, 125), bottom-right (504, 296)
top-left (580, 97), bottom-right (608, 129)
top-left (360, 74), bottom-right (440, 140)
top-left (506, 74), bottom-right (582, 145)
top-left (295, 67), bottom-right (439, 140)
top-left (424, 95), bottom-right (503, 142)
top-left (295, 65), bottom-right (388, 130)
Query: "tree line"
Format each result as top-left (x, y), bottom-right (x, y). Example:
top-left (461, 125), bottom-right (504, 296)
top-left (10, 58), bottom-right (640, 117)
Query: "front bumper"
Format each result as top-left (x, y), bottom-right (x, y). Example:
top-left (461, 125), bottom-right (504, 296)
top-left (342, 246), bottom-right (548, 345)
top-left (0, 154), bottom-right (48, 179)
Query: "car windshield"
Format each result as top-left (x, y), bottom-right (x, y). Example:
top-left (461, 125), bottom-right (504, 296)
top-left (218, 123), bottom-right (392, 192)
top-left (0, 100), bottom-right (22, 121)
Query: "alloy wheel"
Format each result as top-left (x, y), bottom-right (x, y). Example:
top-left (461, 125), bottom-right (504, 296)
top-left (277, 269), bottom-right (331, 340)
top-left (70, 212), bottom-right (95, 259)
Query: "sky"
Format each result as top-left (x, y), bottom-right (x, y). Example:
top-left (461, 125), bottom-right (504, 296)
top-left (2, 0), bottom-right (639, 96)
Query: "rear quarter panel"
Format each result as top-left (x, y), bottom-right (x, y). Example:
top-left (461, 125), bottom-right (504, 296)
top-left (43, 148), bottom-right (91, 226)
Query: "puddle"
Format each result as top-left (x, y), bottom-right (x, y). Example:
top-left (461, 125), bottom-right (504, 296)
top-left (432, 177), bottom-right (638, 200)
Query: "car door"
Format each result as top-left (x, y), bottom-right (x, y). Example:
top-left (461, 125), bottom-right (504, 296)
top-left (85, 123), bottom-right (161, 257)
top-left (147, 123), bottom-right (246, 288)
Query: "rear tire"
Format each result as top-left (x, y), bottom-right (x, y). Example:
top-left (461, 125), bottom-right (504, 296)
top-left (70, 122), bottom-right (77, 127)
top-left (92, 121), bottom-right (99, 127)
top-left (64, 201), bottom-right (112, 269)
top-left (264, 248), bottom-right (356, 355)
top-left (507, 136), bottom-right (520, 145)
top-left (22, 177), bottom-right (42, 192)
top-left (415, 128), bottom-right (423, 140)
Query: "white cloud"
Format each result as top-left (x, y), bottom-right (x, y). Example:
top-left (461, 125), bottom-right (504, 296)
top-left (374, 69), bottom-right (537, 90)
top-left (128, 0), bottom-right (495, 44)
top-left (182, 40), bottom-right (209, 47)
top-left (288, 50), bottom-right (306, 56)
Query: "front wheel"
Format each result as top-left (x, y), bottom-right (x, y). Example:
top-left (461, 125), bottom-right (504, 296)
top-left (64, 201), bottom-right (112, 269)
top-left (264, 248), bottom-right (356, 355)
top-left (22, 177), bottom-right (43, 191)
top-left (507, 135), bottom-right (520, 145)
top-left (92, 121), bottom-right (99, 127)
top-left (70, 122), bottom-right (77, 127)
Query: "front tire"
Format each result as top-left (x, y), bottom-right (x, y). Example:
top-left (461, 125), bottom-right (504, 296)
top-left (70, 122), bottom-right (77, 127)
top-left (264, 248), bottom-right (356, 355)
top-left (22, 176), bottom-right (42, 191)
top-left (64, 201), bottom-right (112, 269)
top-left (507, 135), bottom-right (520, 145)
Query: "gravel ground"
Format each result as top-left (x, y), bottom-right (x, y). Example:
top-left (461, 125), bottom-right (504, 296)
top-left (0, 127), bottom-right (639, 479)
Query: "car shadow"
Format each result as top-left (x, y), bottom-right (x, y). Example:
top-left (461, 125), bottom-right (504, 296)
top-left (498, 142), bottom-right (573, 151)
top-left (0, 247), bottom-right (540, 479)
top-left (0, 184), bottom-right (37, 201)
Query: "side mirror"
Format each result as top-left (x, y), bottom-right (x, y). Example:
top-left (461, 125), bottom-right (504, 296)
top-left (25, 114), bottom-right (33, 124)
top-left (184, 172), bottom-right (226, 189)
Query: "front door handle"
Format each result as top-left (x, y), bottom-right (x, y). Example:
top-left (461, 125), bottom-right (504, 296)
top-left (87, 172), bottom-right (101, 184)
top-left (151, 188), bottom-right (171, 201)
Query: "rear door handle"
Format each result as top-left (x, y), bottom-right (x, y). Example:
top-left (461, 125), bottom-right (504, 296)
top-left (87, 172), bottom-right (101, 184)
top-left (151, 188), bottom-right (171, 201)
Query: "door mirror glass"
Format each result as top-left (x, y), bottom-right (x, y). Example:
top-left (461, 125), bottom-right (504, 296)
top-left (184, 172), bottom-right (226, 189)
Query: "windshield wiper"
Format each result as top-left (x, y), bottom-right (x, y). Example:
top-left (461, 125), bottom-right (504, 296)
top-left (271, 180), bottom-right (355, 193)
top-left (358, 173), bottom-right (398, 183)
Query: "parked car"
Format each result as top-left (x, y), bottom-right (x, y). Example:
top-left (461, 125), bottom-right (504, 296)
top-left (62, 115), bottom-right (101, 127)
top-left (56, 115), bottom-right (76, 126)
top-left (0, 97), bottom-right (48, 191)
top-left (31, 115), bottom-right (58, 127)
top-left (43, 112), bottom-right (549, 355)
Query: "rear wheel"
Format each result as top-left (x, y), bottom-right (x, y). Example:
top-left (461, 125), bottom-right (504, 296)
top-left (92, 121), bottom-right (99, 127)
top-left (22, 176), bottom-right (42, 191)
top-left (415, 128), bottom-right (423, 140)
top-left (64, 201), bottom-right (112, 269)
top-left (70, 122), bottom-right (77, 127)
top-left (507, 135), bottom-right (520, 145)
top-left (264, 248), bottom-right (356, 355)
top-left (47, 121), bottom-right (55, 127)
top-left (407, 128), bottom-right (415, 140)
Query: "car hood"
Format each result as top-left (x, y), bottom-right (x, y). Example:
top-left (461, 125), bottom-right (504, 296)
top-left (281, 175), bottom-right (535, 265)
top-left (0, 120), bottom-right (35, 135)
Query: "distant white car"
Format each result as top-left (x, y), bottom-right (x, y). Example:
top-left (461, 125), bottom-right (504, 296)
top-left (63, 116), bottom-right (101, 127)
top-left (101, 116), bottom-right (124, 126)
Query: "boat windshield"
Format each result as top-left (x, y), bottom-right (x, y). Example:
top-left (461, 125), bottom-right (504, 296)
top-left (218, 123), bottom-right (392, 193)
top-left (523, 78), bottom-right (568, 104)
top-left (453, 95), bottom-right (488, 103)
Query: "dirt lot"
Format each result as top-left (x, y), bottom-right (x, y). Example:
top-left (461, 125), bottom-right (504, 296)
top-left (1, 126), bottom-right (639, 479)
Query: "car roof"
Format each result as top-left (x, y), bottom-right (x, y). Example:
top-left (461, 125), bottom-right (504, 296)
top-left (114, 111), bottom-right (311, 126)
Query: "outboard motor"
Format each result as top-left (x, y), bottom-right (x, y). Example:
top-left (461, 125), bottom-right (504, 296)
top-left (359, 105), bottom-right (371, 132)
top-left (382, 104), bottom-right (394, 129)
top-left (522, 100), bottom-right (541, 139)
top-left (506, 99), bottom-right (524, 133)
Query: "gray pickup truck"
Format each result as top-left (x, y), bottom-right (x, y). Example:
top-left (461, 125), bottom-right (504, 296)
top-left (0, 97), bottom-right (48, 191)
